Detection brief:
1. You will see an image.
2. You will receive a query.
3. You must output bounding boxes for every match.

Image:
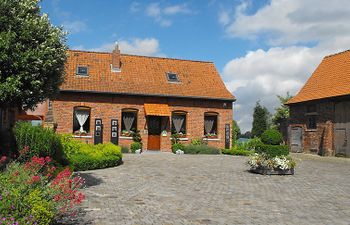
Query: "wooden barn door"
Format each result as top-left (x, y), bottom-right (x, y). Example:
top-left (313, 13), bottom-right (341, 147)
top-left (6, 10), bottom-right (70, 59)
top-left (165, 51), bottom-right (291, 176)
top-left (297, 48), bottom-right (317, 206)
top-left (334, 101), bottom-right (350, 157)
top-left (290, 126), bottom-right (303, 153)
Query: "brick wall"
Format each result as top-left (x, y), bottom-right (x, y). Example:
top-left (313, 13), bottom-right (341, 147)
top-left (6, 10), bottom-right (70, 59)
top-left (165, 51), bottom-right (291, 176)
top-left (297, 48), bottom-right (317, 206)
top-left (289, 99), bottom-right (334, 156)
top-left (52, 92), bottom-right (233, 151)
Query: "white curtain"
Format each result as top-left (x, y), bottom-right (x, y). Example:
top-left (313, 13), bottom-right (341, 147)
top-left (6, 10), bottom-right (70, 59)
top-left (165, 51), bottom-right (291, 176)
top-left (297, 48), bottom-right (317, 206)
top-left (204, 117), bottom-right (215, 134)
top-left (123, 113), bottom-right (135, 131)
top-left (75, 110), bottom-right (89, 132)
top-left (173, 115), bottom-right (184, 133)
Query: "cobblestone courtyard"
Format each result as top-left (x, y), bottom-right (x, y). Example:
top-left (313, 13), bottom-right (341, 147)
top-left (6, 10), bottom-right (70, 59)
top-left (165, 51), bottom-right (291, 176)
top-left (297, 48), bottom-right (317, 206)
top-left (76, 153), bottom-right (350, 225)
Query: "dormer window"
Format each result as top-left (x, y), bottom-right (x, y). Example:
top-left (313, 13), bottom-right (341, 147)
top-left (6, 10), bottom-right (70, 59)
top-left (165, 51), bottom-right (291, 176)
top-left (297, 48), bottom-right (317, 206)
top-left (76, 66), bottom-right (88, 76)
top-left (166, 72), bottom-right (179, 82)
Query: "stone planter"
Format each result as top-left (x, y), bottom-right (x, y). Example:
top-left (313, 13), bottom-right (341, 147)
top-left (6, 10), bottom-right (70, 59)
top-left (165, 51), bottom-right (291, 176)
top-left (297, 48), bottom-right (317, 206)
top-left (250, 167), bottom-right (294, 175)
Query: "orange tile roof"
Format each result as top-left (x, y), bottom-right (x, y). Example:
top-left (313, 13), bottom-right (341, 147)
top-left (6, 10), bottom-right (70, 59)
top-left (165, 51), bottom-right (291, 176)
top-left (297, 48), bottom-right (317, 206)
top-left (287, 50), bottom-right (350, 105)
top-left (60, 50), bottom-right (236, 101)
top-left (144, 103), bottom-right (171, 116)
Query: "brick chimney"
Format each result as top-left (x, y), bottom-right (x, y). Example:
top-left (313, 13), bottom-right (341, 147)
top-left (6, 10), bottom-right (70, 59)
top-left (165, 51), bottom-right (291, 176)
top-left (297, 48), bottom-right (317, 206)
top-left (111, 42), bottom-right (121, 72)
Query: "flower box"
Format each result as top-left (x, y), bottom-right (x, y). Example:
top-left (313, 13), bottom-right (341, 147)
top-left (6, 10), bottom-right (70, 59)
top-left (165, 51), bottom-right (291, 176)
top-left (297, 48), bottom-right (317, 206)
top-left (250, 167), bottom-right (294, 175)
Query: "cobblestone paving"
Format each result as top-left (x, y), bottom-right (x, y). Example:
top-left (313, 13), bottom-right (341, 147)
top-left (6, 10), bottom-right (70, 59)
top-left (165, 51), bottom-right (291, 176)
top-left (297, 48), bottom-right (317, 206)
top-left (76, 153), bottom-right (350, 225)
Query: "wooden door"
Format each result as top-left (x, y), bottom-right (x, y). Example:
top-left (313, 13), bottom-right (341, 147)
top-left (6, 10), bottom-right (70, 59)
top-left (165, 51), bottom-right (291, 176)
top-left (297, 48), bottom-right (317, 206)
top-left (334, 101), bottom-right (350, 157)
top-left (147, 116), bottom-right (161, 150)
top-left (290, 126), bottom-right (302, 153)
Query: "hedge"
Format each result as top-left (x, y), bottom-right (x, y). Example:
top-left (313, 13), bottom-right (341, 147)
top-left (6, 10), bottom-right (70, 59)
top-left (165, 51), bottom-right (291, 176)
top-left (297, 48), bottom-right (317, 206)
top-left (222, 148), bottom-right (254, 156)
top-left (183, 144), bottom-right (220, 154)
top-left (13, 122), bottom-right (65, 163)
top-left (172, 143), bottom-right (185, 153)
top-left (255, 144), bottom-right (289, 157)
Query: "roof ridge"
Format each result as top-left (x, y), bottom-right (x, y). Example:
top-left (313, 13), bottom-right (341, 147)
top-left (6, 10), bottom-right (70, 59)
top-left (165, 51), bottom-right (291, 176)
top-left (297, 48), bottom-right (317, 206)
top-left (68, 49), bottom-right (213, 63)
top-left (324, 49), bottom-right (350, 58)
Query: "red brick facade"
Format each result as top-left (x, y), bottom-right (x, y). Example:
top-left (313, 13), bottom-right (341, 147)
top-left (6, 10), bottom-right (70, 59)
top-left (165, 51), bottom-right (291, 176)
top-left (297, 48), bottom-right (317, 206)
top-left (51, 92), bottom-right (233, 151)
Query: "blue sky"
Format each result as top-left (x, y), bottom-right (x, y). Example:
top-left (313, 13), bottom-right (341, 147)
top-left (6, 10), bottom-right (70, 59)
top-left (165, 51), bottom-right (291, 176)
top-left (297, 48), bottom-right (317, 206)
top-left (41, 0), bottom-right (350, 132)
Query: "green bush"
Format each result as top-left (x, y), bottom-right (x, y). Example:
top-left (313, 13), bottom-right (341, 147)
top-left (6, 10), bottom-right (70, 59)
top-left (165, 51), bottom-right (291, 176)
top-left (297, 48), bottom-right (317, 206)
top-left (190, 138), bottom-right (206, 146)
top-left (261, 129), bottom-right (283, 145)
top-left (172, 143), bottom-right (185, 153)
top-left (222, 148), bottom-right (254, 156)
top-left (130, 142), bottom-right (142, 153)
top-left (13, 122), bottom-right (64, 163)
top-left (60, 136), bottom-right (122, 171)
top-left (183, 144), bottom-right (220, 154)
top-left (121, 145), bottom-right (130, 153)
top-left (255, 144), bottom-right (289, 157)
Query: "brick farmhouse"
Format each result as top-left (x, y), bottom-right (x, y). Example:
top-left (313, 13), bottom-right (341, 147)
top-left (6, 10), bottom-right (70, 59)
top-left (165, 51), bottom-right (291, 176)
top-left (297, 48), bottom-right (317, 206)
top-left (287, 50), bottom-right (350, 157)
top-left (18, 45), bottom-right (235, 152)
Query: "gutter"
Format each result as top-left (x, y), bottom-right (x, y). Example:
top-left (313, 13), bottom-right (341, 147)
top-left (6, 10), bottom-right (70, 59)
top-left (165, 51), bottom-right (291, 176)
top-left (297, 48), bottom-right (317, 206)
top-left (59, 89), bottom-right (236, 102)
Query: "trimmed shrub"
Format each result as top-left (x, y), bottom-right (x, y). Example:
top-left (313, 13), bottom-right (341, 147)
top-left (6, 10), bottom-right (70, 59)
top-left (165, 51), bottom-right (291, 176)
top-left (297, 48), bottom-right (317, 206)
top-left (60, 136), bottom-right (122, 171)
top-left (121, 145), bottom-right (130, 153)
top-left (183, 144), bottom-right (220, 155)
top-left (255, 144), bottom-right (289, 157)
top-left (13, 122), bottom-right (64, 163)
top-left (130, 142), bottom-right (142, 153)
top-left (172, 143), bottom-right (185, 153)
top-left (261, 129), bottom-right (283, 145)
top-left (222, 148), bottom-right (254, 156)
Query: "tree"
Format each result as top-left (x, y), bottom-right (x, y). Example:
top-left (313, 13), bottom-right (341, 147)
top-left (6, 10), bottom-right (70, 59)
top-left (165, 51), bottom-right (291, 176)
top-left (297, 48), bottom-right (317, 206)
top-left (231, 120), bottom-right (241, 147)
top-left (0, 0), bottom-right (67, 110)
top-left (272, 93), bottom-right (293, 131)
top-left (251, 101), bottom-right (270, 138)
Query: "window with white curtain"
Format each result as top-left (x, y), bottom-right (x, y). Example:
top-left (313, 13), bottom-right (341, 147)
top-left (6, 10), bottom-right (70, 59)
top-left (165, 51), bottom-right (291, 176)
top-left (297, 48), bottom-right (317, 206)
top-left (171, 111), bottom-right (186, 135)
top-left (204, 113), bottom-right (218, 137)
top-left (73, 107), bottom-right (91, 134)
top-left (121, 109), bottom-right (137, 136)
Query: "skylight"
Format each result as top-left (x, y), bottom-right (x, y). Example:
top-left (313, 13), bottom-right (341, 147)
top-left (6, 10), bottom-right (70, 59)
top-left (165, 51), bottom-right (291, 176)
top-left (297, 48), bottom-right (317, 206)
top-left (166, 72), bottom-right (179, 82)
top-left (76, 66), bottom-right (88, 76)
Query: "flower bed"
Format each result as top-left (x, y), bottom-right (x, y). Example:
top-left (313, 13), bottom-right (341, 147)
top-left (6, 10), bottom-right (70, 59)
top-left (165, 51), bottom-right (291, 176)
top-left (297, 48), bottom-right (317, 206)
top-left (248, 153), bottom-right (295, 175)
top-left (0, 155), bottom-right (85, 224)
top-left (246, 129), bottom-right (296, 175)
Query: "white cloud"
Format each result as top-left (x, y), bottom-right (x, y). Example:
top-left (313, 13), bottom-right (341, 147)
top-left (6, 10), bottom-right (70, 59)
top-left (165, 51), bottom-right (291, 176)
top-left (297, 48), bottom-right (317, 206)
top-left (221, 0), bottom-right (350, 132)
top-left (145, 2), bottom-right (193, 27)
top-left (62, 20), bottom-right (87, 34)
top-left (224, 0), bottom-right (350, 45)
top-left (88, 38), bottom-right (162, 57)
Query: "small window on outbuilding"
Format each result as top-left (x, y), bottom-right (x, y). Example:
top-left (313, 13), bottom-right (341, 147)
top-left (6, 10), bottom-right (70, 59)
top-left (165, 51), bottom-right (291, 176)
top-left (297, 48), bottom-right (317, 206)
top-left (76, 66), bottom-right (89, 76)
top-left (307, 116), bottom-right (317, 129)
top-left (166, 72), bottom-right (179, 82)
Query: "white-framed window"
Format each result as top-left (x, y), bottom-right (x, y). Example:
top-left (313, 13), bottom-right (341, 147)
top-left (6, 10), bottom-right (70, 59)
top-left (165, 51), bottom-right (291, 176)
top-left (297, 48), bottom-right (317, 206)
top-left (204, 112), bottom-right (218, 137)
top-left (171, 111), bottom-right (187, 135)
top-left (121, 109), bottom-right (138, 137)
top-left (73, 106), bottom-right (91, 134)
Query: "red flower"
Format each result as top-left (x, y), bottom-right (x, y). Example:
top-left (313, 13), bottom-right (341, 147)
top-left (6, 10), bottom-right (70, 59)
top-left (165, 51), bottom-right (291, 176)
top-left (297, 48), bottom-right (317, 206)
top-left (31, 175), bottom-right (41, 183)
top-left (0, 156), bottom-right (7, 163)
top-left (45, 156), bottom-right (51, 163)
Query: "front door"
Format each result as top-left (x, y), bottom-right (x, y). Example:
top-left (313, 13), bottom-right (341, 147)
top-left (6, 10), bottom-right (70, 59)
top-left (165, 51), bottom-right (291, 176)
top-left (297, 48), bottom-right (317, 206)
top-left (147, 116), bottom-right (161, 150)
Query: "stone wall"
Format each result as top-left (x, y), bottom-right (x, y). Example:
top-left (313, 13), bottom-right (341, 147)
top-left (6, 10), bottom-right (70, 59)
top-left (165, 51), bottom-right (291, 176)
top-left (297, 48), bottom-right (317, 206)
top-left (51, 92), bottom-right (233, 151)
